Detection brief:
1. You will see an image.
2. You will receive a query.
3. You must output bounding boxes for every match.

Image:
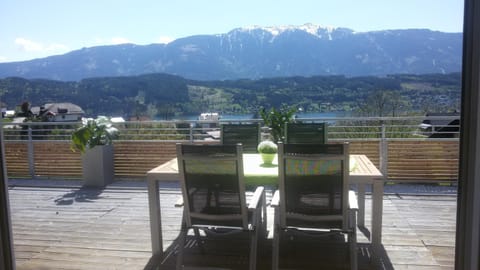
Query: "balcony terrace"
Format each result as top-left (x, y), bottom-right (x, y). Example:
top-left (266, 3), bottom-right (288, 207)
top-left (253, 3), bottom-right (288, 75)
top-left (2, 116), bottom-right (459, 269)
top-left (9, 180), bottom-right (456, 269)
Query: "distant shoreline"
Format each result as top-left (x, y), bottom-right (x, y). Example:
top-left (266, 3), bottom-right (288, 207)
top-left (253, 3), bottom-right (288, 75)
top-left (163, 111), bottom-right (350, 121)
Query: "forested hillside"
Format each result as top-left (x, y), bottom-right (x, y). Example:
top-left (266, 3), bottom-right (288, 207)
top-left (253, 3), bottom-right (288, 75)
top-left (0, 72), bottom-right (461, 119)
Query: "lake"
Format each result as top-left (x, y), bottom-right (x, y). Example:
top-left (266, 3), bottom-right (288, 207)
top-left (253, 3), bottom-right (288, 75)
top-left (170, 111), bottom-right (349, 121)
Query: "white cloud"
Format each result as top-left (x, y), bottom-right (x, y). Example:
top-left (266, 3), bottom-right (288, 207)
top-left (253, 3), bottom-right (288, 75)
top-left (15, 38), bottom-right (43, 52)
top-left (0, 56), bottom-right (8, 63)
top-left (14, 38), bottom-right (69, 54)
top-left (157, 36), bottom-right (175, 44)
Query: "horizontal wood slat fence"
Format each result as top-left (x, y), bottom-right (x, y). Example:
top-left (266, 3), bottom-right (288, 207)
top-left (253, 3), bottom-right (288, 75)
top-left (387, 140), bottom-right (459, 181)
top-left (3, 139), bottom-right (458, 182)
top-left (114, 141), bottom-right (177, 178)
top-left (33, 142), bottom-right (81, 178)
top-left (4, 142), bottom-right (30, 178)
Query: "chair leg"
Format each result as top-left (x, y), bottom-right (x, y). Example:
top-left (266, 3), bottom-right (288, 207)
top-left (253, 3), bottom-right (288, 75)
top-left (193, 228), bottom-right (206, 254)
top-left (349, 231), bottom-right (357, 270)
top-left (272, 224), bottom-right (280, 270)
top-left (176, 210), bottom-right (188, 270)
top-left (176, 227), bottom-right (188, 270)
top-left (349, 210), bottom-right (358, 270)
top-left (272, 209), bottom-right (280, 270)
top-left (249, 225), bottom-right (259, 270)
top-left (262, 191), bottom-right (267, 234)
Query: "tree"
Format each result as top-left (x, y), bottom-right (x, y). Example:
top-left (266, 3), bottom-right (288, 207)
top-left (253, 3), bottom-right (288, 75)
top-left (260, 106), bottom-right (296, 143)
top-left (356, 90), bottom-right (410, 117)
top-left (16, 101), bottom-right (34, 118)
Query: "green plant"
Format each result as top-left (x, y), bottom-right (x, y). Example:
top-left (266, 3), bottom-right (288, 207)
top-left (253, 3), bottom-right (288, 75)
top-left (257, 140), bottom-right (278, 154)
top-left (260, 106), bottom-right (296, 142)
top-left (71, 116), bottom-right (119, 153)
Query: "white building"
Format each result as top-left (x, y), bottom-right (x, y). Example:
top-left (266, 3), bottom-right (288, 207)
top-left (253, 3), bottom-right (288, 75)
top-left (33, 103), bottom-right (85, 122)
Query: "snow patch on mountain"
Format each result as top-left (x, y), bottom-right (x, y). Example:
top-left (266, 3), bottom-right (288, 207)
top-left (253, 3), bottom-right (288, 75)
top-left (238, 23), bottom-right (338, 39)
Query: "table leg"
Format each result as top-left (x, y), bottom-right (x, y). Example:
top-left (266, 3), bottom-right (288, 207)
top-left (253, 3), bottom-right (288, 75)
top-left (148, 179), bottom-right (163, 258)
top-left (262, 191), bottom-right (267, 234)
top-left (357, 183), bottom-right (366, 228)
top-left (371, 179), bottom-right (384, 255)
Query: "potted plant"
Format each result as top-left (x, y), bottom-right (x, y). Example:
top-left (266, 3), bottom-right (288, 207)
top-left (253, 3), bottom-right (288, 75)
top-left (259, 106), bottom-right (296, 143)
top-left (71, 116), bottom-right (119, 187)
top-left (257, 140), bottom-right (278, 165)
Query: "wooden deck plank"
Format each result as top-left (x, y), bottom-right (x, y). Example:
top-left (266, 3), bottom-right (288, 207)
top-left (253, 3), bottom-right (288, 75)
top-left (380, 194), bottom-right (456, 269)
top-left (8, 181), bottom-right (457, 270)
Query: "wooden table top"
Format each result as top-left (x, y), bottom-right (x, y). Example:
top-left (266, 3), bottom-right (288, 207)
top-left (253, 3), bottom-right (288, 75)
top-left (147, 154), bottom-right (383, 184)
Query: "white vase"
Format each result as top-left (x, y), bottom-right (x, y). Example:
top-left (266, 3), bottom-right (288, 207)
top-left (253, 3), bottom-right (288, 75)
top-left (261, 153), bottom-right (276, 165)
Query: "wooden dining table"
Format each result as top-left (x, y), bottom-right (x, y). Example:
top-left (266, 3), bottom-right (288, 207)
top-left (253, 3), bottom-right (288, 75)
top-left (146, 153), bottom-right (384, 258)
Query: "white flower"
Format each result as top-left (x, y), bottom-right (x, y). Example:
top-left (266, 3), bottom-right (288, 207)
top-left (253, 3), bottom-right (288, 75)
top-left (257, 140), bottom-right (278, 154)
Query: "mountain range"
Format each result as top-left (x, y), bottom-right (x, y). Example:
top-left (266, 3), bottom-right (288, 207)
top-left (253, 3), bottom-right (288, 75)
top-left (0, 24), bottom-right (463, 81)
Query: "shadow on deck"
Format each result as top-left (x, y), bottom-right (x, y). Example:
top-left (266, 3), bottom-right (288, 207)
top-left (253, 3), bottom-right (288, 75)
top-left (8, 179), bottom-right (455, 270)
top-left (145, 234), bottom-right (394, 270)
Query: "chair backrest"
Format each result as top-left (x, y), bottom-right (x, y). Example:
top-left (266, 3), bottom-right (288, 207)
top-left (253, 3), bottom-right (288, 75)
top-left (221, 123), bottom-right (261, 153)
top-left (285, 122), bottom-right (328, 144)
top-left (278, 142), bottom-right (349, 231)
top-left (176, 143), bottom-right (248, 229)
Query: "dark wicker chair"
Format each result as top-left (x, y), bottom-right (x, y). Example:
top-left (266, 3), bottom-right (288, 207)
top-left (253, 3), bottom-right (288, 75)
top-left (271, 142), bottom-right (358, 270)
top-left (221, 123), bottom-right (261, 153)
top-left (285, 122), bottom-right (328, 144)
top-left (176, 143), bottom-right (266, 270)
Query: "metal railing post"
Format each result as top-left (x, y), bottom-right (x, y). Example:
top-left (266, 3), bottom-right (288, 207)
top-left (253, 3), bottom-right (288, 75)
top-left (379, 123), bottom-right (388, 178)
top-left (27, 126), bottom-right (35, 178)
top-left (189, 123), bottom-right (194, 143)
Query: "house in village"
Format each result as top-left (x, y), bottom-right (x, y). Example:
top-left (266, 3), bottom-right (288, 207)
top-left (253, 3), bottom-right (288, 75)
top-left (32, 102), bottom-right (84, 122)
top-left (197, 112), bottom-right (220, 130)
top-left (1, 108), bottom-right (15, 118)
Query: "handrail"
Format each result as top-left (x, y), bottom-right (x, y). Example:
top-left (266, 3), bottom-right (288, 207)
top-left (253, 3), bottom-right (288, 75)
top-left (1, 116), bottom-right (460, 181)
top-left (0, 115), bottom-right (461, 141)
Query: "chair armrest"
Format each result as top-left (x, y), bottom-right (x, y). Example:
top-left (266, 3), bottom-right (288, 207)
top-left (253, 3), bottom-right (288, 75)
top-left (270, 190), bottom-right (280, 207)
top-left (348, 190), bottom-right (358, 210)
top-left (175, 196), bottom-right (184, 207)
top-left (248, 186), bottom-right (265, 210)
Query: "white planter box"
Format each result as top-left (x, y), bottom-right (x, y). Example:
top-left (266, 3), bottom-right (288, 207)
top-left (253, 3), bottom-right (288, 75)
top-left (82, 145), bottom-right (114, 187)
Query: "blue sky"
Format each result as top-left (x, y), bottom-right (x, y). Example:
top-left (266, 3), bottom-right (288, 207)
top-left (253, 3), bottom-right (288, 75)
top-left (0, 0), bottom-right (464, 63)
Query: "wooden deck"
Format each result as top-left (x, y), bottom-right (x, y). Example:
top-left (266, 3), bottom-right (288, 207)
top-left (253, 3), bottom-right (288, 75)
top-left (8, 180), bottom-right (456, 270)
